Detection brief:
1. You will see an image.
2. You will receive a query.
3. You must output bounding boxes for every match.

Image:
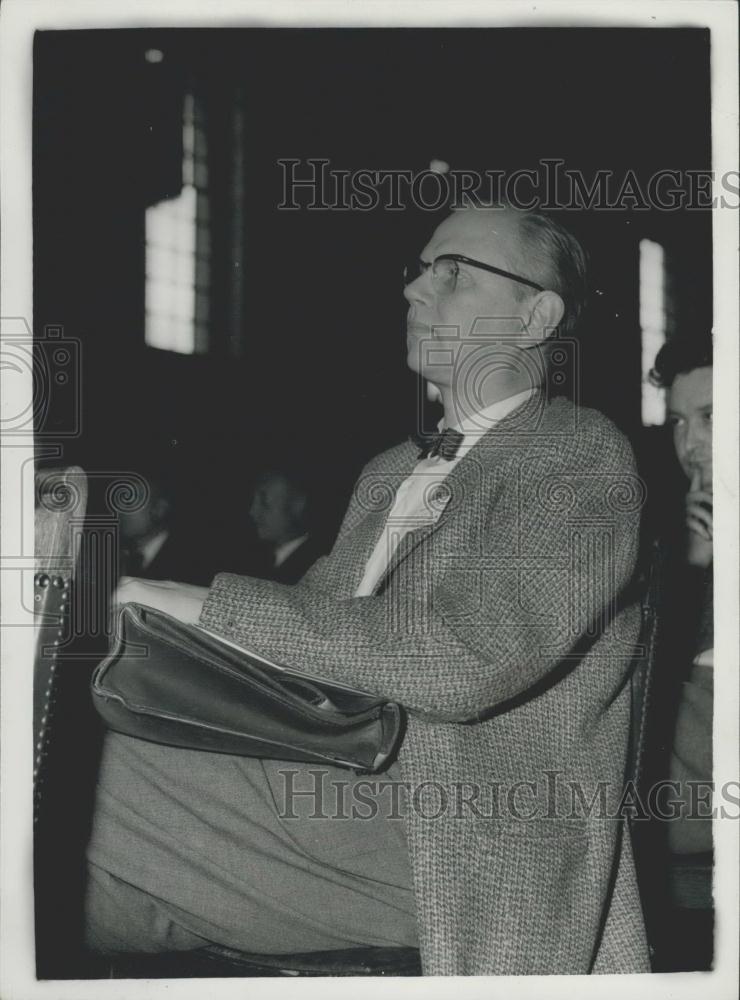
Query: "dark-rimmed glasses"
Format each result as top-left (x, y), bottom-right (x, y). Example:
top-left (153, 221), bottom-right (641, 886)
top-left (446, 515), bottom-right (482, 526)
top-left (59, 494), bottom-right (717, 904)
top-left (403, 253), bottom-right (545, 295)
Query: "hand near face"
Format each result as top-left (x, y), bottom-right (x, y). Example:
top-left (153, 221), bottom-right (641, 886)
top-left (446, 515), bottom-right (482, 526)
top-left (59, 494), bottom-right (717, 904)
top-left (114, 577), bottom-right (209, 624)
top-left (685, 468), bottom-right (713, 568)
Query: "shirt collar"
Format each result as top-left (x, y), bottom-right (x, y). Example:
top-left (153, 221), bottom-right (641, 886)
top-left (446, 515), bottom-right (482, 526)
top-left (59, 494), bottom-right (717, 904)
top-left (274, 533), bottom-right (309, 568)
top-left (140, 528), bottom-right (169, 569)
top-left (441, 388), bottom-right (536, 458)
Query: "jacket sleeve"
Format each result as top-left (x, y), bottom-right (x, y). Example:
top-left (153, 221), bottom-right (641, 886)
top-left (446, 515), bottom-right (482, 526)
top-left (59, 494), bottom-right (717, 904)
top-left (200, 420), bottom-right (641, 722)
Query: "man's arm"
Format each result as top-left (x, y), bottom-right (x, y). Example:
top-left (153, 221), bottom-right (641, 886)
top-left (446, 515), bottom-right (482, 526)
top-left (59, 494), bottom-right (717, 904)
top-left (199, 418), bottom-right (641, 722)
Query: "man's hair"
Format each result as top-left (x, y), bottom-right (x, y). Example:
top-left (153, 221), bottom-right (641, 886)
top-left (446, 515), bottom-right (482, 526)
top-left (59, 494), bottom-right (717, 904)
top-left (648, 333), bottom-right (713, 389)
top-left (451, 201), bottom-right (588, 339)
top-left (510, 210), bottom-right (589, 339)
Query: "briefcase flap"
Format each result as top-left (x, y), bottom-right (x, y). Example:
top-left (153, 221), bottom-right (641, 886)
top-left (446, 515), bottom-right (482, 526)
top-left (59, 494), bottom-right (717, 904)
top-left (92, 604), bottom-right (403, 773)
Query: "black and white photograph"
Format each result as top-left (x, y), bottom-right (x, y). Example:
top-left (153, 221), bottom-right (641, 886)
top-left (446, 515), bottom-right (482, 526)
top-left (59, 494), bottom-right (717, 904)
top-left (1, 1), bottom-right (737, 997)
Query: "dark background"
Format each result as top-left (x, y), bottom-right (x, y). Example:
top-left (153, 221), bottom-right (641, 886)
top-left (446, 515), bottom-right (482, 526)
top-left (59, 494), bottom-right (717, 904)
top-left (33, 27), bottom-right (713, 562)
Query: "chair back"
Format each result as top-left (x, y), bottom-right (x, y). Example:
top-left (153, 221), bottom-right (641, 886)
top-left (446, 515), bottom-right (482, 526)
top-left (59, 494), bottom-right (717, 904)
top-left (33, 466), bottom-right (88, 817)
top-left (627, 539), bottom-right (662, 796)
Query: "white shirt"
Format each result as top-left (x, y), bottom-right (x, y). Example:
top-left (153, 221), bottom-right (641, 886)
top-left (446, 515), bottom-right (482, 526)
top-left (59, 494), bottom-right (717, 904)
top-left (354, 389), bottom-right (535, 597)
top-left (274, 533), bottom-right (310, 568)
top-left (139, 529), bottom-right (169, 570)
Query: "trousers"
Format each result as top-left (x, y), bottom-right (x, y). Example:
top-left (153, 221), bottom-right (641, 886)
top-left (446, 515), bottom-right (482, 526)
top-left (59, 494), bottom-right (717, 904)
top-left (84, 732), bottom-right (418, 954)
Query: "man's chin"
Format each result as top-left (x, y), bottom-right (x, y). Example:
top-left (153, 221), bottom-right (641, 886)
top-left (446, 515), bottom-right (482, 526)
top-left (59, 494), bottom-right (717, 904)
top-left (405, 347), bottom-right (422, 376)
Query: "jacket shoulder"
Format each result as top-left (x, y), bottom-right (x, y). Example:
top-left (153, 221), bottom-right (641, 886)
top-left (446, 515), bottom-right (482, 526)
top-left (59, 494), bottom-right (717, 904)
top-left (546, 398), bottom-right (636, 466)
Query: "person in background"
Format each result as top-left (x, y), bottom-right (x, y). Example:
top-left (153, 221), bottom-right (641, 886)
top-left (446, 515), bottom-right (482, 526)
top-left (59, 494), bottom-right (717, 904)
top-left (118, 474), bottom-right (173, 580)
top-left (648, 333), bottom-right (713, 971)
top-left (118, 472), bottom-right (220, 587)
top-left (249, 469), bottom-right (326, 584)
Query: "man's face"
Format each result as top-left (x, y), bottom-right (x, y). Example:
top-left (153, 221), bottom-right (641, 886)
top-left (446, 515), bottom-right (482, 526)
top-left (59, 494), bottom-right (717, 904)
top-left (403, 208), bottom-right (535, 386)
top-left (118, 484), bottom-right (169, 543)
top-left (250, 475), bottom-right (302, 545)
top-left (668, 366), bottom-right (713, 488)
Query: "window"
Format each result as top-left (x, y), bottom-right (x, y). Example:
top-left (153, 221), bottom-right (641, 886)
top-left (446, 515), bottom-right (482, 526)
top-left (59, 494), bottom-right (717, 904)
top-left (639, 238), bottom-right (667, 426)
top-left (145, 94), bottom-right (210, 354)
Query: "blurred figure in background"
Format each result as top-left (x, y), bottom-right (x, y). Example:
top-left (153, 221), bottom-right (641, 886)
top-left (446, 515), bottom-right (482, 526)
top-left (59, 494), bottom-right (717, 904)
top-left (118, 473), bottom-right (173, 580)
top-left (648, 333), bottom-right (713, 971)
top-left (249, 468), bottom-right (326, 584)
top-left (118, 471), bottom-right (220, 587)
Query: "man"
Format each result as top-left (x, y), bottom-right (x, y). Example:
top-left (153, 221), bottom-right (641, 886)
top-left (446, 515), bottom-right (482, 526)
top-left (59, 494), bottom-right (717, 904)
top-left (648, 335), bottom-right (713, 970)
top-left (249, 468), bottom-right (325, 584)
top-left (118, 474), bottom-right (173, 579)
top-left (90, 204), bottom-right (648, 975)
top-left (657, 338), bottom-right (713, 572)
top-left (118, 471), bottom-right (221, 586)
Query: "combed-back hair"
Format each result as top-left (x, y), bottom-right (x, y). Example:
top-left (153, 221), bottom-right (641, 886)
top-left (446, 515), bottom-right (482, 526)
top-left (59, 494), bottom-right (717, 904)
top-left (461, 201), bottom-right (589, 338)
top-left (512, 210), bottom-right (589, 339)
top-left (649, 333), bottom-right (713, 388)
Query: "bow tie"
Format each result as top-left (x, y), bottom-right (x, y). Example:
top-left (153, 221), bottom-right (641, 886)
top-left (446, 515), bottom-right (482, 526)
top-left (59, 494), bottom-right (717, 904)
top-left (416, 427), bottom-right (465, 461)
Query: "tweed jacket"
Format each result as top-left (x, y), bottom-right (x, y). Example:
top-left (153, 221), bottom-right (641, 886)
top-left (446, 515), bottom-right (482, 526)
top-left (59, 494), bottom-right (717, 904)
top-left (200, 395), bottom-right (651, 975)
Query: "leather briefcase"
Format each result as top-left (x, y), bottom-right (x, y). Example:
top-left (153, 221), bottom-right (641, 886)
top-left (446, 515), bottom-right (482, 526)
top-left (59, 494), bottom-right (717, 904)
top-left (91, 603), bottom-right (404, 773)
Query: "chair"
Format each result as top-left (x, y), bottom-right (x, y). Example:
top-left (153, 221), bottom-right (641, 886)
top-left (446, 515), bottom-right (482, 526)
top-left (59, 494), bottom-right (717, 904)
top-left (626, 538), bottom-right (662, 796)
top-left (33, 466), bottom-right (88, 801)
top-left (107, 944), bottom-right (422, 978)
top-left (34, 466), bottom-right (101, 979)
top-left (631, 543), bottom-right (715, 972)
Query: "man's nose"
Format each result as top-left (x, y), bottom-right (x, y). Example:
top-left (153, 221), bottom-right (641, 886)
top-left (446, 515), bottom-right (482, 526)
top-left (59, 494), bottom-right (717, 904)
top-left (403, 272), bottom-right (432, 305)
top-left (685, 420), bottom-right (709, 456)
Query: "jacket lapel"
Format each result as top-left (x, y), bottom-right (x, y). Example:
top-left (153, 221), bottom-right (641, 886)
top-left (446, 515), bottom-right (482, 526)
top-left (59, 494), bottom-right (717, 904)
top-left (372, 391), bottom-right (548, 594)
top-left (339, 440), bottom-right (420, 594)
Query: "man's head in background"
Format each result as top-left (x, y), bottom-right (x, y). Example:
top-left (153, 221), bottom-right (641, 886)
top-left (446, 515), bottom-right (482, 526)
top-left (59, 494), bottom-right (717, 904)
top-left (118, 472), bottom-right (172, 546)
top-left (249, 469), bottom-right (311, 548)
top-left (650, 334), bottom-right (713, 567)
top-left (403, 204), bottom-right (588, 403)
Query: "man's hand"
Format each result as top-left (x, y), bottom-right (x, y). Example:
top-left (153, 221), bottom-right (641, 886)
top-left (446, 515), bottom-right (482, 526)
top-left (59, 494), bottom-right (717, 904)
top-left (114, 577), bottom-right (209, 624)
top-left (686, 468), bottom-right (713, 568)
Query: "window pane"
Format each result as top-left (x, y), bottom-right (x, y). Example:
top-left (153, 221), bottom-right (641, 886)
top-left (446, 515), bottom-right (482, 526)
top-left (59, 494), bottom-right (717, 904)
top-left (145, 92), bottom-right (210, 354)
top-left (640, 238), bottom-right (667, 426)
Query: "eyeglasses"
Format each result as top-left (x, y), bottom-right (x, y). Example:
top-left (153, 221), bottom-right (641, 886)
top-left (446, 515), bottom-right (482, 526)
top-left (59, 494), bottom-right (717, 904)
top-left (403, 253), bottom-right (545, 295)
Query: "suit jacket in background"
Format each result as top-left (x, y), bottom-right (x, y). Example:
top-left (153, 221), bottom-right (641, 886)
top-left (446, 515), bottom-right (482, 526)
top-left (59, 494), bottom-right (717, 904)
top-left (199, 394), bottom-right (649, 975)
top-left (270, 534), bottom-right (327, 585)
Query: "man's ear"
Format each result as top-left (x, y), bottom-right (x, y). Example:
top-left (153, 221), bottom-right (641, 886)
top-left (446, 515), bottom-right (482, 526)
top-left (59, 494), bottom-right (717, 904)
top-left (524, 290), bottom-right (565, 342)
